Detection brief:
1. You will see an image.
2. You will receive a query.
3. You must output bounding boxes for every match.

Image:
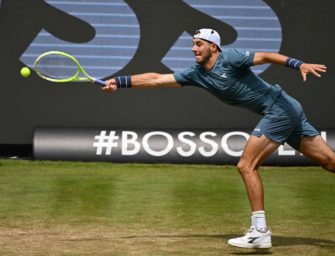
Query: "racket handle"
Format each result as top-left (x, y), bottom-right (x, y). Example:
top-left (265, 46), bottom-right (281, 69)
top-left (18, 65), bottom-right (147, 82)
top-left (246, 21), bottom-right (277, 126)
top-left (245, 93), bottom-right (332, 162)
top-left (93, 78), bottom-right (107, 87)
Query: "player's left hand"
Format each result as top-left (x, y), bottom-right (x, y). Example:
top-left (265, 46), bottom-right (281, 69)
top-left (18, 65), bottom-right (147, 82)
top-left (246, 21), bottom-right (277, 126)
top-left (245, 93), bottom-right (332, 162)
top-left (300, 63), bottom-right (327, 81)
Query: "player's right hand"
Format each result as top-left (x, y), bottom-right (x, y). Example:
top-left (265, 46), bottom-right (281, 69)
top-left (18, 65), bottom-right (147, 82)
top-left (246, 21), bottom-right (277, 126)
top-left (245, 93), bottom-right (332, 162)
top-left (101, 79), bottom-right (118, 93)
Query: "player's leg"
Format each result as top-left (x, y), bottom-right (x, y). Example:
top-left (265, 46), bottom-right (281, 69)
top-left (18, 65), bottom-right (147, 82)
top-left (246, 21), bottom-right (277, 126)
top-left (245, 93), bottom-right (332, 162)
top-left (228, 135), bottom-right (279, 249)
top-left (299, 135), bottom-right (335, 173)
top-left (228, 91), bottom-right (303, 249)
top-left (285, 110), bottom-right (335, 173)
top-left (237, 135), bottom-right (280, 211)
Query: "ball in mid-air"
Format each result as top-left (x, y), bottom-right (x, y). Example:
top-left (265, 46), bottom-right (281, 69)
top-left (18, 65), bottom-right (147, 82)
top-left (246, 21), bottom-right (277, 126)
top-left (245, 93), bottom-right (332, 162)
top-left (20, 67), bottom-right (31, 78)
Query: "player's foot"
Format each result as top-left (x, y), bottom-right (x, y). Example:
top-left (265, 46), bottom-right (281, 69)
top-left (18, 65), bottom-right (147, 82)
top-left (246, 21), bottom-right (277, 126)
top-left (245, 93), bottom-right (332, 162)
top-left (228, 226), bottom-right (272, 249)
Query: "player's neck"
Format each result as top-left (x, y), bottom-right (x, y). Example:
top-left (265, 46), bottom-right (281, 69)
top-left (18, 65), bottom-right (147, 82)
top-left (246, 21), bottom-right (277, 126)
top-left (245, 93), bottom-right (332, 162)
top-left (202, 52), bottom-right (220, 71)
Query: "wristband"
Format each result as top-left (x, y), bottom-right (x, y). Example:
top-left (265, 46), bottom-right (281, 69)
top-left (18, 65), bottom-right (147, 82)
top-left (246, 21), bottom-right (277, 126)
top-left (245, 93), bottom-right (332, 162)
top-left (115, 75), bottom-right (132, 88)
top-left (286, 57), bottom-right (304, 70)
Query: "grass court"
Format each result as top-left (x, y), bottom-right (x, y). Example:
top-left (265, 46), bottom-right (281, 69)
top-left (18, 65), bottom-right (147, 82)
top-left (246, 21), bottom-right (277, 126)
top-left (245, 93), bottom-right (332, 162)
top-left (0, 160), bottom-right (334, 255)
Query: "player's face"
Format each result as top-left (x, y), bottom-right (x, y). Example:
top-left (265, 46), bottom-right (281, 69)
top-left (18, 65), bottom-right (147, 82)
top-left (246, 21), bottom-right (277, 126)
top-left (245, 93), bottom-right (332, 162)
top-left (192, 39), bottom-right (214, 66)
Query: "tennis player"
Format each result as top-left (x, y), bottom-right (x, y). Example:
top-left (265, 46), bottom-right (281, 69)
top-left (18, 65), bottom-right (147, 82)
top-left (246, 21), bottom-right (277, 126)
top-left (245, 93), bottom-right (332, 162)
top-left (102, 28), bottom-right (334, 249)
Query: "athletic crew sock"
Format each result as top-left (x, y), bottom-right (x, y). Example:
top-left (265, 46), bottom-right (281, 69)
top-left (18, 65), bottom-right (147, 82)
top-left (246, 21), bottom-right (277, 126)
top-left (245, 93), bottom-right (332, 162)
top-left (251, 210), bottom-right (267, 232)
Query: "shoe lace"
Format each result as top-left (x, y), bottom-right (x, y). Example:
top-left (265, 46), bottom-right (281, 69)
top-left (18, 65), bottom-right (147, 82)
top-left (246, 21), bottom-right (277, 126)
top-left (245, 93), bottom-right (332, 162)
top-left (244, 226), bottom-right (270, 235)
top-left (244, 226), bottom-right (255, 235)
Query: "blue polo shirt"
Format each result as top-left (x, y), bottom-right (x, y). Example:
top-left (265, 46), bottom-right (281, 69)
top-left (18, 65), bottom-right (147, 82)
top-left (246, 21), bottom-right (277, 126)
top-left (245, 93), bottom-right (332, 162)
top-left (173, 49), bottom-right (282, 115)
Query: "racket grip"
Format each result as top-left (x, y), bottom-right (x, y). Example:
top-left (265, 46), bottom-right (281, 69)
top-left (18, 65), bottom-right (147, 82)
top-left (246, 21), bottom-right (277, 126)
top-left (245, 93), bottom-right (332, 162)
top-left (93, 78), bottom-right (107, 87)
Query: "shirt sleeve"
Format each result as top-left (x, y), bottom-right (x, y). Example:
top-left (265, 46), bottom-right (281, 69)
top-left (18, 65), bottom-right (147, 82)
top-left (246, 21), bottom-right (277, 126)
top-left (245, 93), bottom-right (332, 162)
top-left (173, 67), bottom-right (194, 86)
top-left (227, 49), bottom-right (255, 69)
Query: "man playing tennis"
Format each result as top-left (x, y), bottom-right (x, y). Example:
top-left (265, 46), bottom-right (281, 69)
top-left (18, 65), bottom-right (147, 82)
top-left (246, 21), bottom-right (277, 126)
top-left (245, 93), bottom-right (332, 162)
top-left (102, 28), bottom-right (335, 249)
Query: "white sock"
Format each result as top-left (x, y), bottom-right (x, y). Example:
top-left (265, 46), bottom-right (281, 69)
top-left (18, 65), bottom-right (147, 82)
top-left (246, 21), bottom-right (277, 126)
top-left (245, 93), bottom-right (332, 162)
top-left (251, 210), bottom-right (267, 232)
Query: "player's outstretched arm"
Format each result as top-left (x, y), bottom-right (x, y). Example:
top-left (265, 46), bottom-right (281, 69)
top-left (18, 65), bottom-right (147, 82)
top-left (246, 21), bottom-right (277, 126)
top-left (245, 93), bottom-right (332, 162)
top-left (102, 73), bottom-right (181, 93)
top-left (253, 52), bottom-right (327, 81)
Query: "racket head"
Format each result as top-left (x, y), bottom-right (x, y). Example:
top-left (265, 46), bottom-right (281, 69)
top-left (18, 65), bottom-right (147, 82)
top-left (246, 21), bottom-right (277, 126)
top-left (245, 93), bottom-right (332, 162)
top-left (34, 51), bottom-right (90, 83)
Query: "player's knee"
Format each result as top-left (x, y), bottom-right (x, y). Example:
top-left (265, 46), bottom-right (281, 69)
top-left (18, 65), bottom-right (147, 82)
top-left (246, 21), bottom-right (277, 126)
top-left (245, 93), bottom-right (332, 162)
top-left (237, 160), bottom-right (252, 176)
top-left (321, 157), bottom-right (335, 173)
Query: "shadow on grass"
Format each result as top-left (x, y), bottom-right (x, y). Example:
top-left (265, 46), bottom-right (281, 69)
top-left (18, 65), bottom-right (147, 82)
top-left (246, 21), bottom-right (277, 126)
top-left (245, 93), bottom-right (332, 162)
top-left (120, 233), bottom-right (335, 253)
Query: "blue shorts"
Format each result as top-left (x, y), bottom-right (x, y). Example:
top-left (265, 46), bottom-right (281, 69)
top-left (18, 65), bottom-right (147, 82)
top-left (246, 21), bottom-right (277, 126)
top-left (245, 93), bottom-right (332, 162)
top-left (251, 90), bottom-right (319, 150)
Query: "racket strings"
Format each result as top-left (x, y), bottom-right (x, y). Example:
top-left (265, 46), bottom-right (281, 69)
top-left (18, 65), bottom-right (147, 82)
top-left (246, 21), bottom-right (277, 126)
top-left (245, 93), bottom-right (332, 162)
top-left (36, 54), bottom-right (79, 80)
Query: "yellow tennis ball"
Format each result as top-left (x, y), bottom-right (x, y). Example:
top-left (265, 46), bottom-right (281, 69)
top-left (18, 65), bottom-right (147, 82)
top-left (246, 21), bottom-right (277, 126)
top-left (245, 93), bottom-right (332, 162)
top-left (20, 67), bottom-right (31, 78)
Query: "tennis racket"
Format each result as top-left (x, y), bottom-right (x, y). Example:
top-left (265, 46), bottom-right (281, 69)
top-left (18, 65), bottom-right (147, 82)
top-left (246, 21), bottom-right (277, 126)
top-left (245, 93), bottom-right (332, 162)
top-left (34, 51), bottom-right (106, 86)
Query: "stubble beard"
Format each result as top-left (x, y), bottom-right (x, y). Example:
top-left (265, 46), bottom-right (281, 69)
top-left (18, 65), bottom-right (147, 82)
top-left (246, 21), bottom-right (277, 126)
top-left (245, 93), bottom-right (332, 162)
top-left (196, 48), bottom-right (212, 67)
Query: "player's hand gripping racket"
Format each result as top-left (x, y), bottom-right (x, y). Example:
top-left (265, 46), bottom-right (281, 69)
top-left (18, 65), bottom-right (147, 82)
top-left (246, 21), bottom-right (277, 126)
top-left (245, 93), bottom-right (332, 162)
top-left (34, 51), bottom-right (106, 86)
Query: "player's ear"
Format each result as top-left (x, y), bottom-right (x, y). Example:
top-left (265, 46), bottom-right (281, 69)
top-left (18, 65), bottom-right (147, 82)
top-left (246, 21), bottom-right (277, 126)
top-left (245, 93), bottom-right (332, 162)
top-left (211, 43), bottom-right (219, 53)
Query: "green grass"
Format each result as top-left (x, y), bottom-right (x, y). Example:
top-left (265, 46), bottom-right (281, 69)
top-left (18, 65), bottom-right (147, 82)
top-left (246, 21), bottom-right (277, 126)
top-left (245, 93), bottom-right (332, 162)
top-left (0, 160), bottom-right (334, 255)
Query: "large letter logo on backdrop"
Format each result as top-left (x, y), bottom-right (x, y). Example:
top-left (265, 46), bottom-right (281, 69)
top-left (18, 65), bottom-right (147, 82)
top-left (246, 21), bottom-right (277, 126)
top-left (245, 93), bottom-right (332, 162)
top-left (20, 0), bottom-right (140, 79)
top-left (20, 0), bottom-right (282, 78)
top-left (163, 0), bottom-right (282, 74)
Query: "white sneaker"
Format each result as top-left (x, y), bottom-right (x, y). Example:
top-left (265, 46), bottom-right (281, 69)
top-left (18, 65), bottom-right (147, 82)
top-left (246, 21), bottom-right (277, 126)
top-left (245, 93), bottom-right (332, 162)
top-left (228, 226), bottom-right (272, 249)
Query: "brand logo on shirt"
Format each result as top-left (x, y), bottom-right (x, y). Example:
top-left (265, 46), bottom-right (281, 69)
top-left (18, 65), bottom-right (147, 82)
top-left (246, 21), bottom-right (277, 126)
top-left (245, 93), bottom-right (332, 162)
top-left (220, 73), bottom-right (228, 78)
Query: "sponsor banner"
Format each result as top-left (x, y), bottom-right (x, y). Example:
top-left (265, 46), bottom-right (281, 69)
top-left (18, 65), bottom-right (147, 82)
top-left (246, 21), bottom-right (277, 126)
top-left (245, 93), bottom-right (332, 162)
top-left (33, 127), bottom-right (335, 165)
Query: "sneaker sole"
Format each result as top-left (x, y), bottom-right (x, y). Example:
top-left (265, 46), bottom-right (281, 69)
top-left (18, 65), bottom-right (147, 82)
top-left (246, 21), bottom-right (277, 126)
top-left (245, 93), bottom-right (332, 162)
top-left (228, 240), bottom-right (272, 249)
